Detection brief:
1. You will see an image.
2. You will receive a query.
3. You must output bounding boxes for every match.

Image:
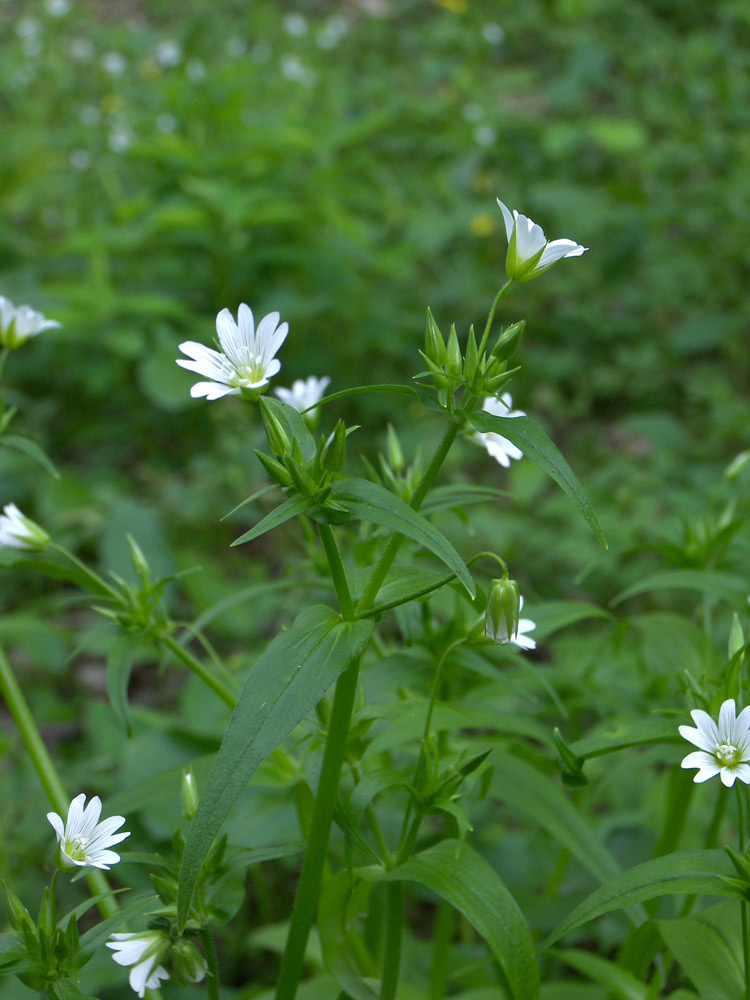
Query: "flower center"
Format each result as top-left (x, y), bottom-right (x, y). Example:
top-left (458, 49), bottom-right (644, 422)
top-left (230, 353), bottom-right (266, 387)
top-left (716, 743), bottom-right (741, 766)
top-left (66, 833), bottom-right (91, 862)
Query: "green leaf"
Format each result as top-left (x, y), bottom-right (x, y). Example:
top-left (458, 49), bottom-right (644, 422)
top-left (490, 755), bottom-right (622, 887)
top-left (359, 840), bottom-right (539, 1000)
top-left (569, 717), bottom-right (682, 760)
top-left (420, 483), bottom-right (512, 513)
top-left (313, 384), bottom-right (418, 409)
top-left (543, 850), bottom-right (739, 948)
top-left (658, 912), bottom-right (743, 1000)
top-left (610, 569), bottom-right (750, 607)
top-left (529, 601), bottom-right (612, 640)
top-left (550, 949), bottom-right (647, 1000)
top-left (177, 605), bottom-right (374, 930)
top-left (1, 434), bottom-right (60, 478)
top-left (466, 410), bottom-right (606, 547)
top-left (222, 483), bottom-right (279, 521)
top-left (232, 493), bottom-right (313, 546)
top-left (331, 478), bottom-right (475, 597)
top-left (105, 633), bottom-right (145, 736)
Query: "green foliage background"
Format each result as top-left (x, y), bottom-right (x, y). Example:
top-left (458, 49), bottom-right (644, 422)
top-left (1, 0), bottom-right (750, 997)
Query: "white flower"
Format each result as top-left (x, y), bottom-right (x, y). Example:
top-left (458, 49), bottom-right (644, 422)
top-left (154, 39), bottom-right (182, 67)
top-left (47, 793), bottom-right (129, 870)
top-left (101, 51), bottom-right (127, 76)
top-left (475, 393), bottom-right (524, 468)
top-left (275, 376), bottom-right (330, 414)
top-left (0, 503), bottom-right (50, 550)
top-left (496, 198), bottom-right (587, 282)
top-left (680, 699), bottom-right (750, 787)
top-left (490, 595), bottom-right (536, 649)
top-left (177, 305), bottom-right (288, 400)
top-left (107, 931), bottom-right (170, 998)
top-left (0, 296), bottom-right (61, 348)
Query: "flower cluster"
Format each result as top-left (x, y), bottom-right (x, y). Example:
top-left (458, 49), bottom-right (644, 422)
top-left (0, 296), bottom-right (60, 349)
top-left (680, 699), bottom-right (750, 786)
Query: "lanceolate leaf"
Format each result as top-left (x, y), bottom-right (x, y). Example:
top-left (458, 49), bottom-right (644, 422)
top-left (331, 478), bottom-right (475, 597)
top-left (569, 717), bottom-right (682, 760)
top-left (610, 569), bottom-right (750, 608)
top-left (105, 633), bottom-right (145, 737)
top-left (658, 915), bottom-right (743, 1000)
top-left (543, 850), bottom-right (739, 949)
top-left (550, 949), bottom-right (647, 1000)
top-left (1, 433), bottom-right (60, 478)
top-left (467, 410), bottom-right (606, 547)
top-left (359, 840), bottom-right (539, 1000)
top-left (318, 872), bottom-right (379, 1000)
top-left (176, 605), bottom-right (374, 930)
top-left (232, 493), bottom-right (313, 546)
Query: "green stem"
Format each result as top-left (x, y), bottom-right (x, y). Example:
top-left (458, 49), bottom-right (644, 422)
top-left (274, 655), bottom-right (362, 1000)
top-left (358, 420), bottom-right (462, 612)
top-left (0, 644), bottom-right (118, 919)
top-left (738, 785), bottom-right (750, 1000)
top-left (379, 882), bottom-right (403, 1000)
top-left (200, 927), bottom-right (221, 1000)
top-left (427, 899), bottom-right (455, 1000)
top-left (52, 542), bottom-right (120, 600)
top-left (318, 524), bottom-right (355, 620)
top-left (477, 279), bottom-right (513, 357)
top-left (159, 634), bottom-right (239, 709)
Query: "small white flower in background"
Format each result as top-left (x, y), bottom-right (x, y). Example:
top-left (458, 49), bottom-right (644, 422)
top-left (101, 51), bottom-right (127, 76)
top-left (482, 22), bottom-right (505, 44)
top-left (177, 305), bottom-right (288, 400)
top-left (275, 375), bottom-right (330, 417)
top-left (0, 503), bottom-right (50, 550)
top-left (510, 597), bottom-right (537, 650)
top-left (317, 15), bottom-right (348, 50)
top-left (0, 296), bottom-right (61, 349)
top-left (156, 113), bottom-right (177, 133)
top-left (283, 12), bottom-right (308, 36)
top-left (226, 36), bottom-right (247, 58)
top-left (186, 57), bottom-right (206, 81)
top-left (496, 198), bottom-right (588, 282)
top-left (280, 54), bottom-right (316, 86)
top-left (108, 127), bottom-right (134, 154)
top-left (155, 38), bottom-right (182, 68)
top-left (107, 931), bottom-right (170, 998)
top-left (680, 699), bottom-right (750, 787)
top-left (44, 0), bottom-right (71, 16)
top-left (474, 125), bottom-right (496, 148)
top-left (15, 17), bottom-right (40, 38)
top-left (70, 150), bottom-right (91, 171)
top-left (47, 794), bottom-right (129, 870)
top-left (463, 101), bottom-right (483, 122)
top-left (79, 104), bottom-right (101, 126)
top-left (70, 37), bottom-right (94, 60)
top-left (251, 40), bottom-right (272, 63)
top-left (475, 393), bottom-right (524, 468)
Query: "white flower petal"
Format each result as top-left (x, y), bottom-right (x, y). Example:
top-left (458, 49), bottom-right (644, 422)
top-left (735, 764), bottom-right (750, 784)
top-left (496, 199), bottom-right (515, 241)
top-left (189, 382), bottom-right (240, 400)
top-left (720, 768), bottom-right (738, 787)
top-left (719, 699), bottom-right (737, 735)
top-left (536, 239), bottom-right (588, 270)
top-left (47, 812), bottom-right (65, 841)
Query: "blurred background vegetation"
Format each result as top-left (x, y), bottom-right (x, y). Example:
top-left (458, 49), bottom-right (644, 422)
top-left (2, 0), bottom-right (750, 995)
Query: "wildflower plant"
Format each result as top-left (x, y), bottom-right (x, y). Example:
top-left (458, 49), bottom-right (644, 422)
top-left (4, 193), bottom-right (749, 1000)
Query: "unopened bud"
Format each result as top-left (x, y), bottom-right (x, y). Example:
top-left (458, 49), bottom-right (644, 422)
top-left (127, 534), bottom-right (151, 587)
top-left (491, 320), bottom-right (525, 364)
top-left (445, 324), bottom-right (462, 377)
top-left (260, 400), bottom-right (291, 457)
top-left (463, 325), bottom-right (479, 384)
top-left (0, 881), bottom-right (34, 933)
top-left (254, 450), bottom-right (292, 487)
top-left (729, 614), bottom-right (745, 664)
top-left (181, 770), bottom-right (200, 821)
top-left (485, 576), bottom-right (520, 643)
top-left (425, 308), bottom-right (446, 366)
top-left (386, 424), bottom-right (404, 473)
top-left (320, 420), bottom-right (347, 474)
top-left (171, 938), bottom-right (208, 985)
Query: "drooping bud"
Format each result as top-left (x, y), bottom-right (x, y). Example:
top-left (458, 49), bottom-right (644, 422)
top-left (491, 320), bottom-right (525, 364)
top-left (171, 938), bottom-right (208, 985)
top-left (259, 399), bottom-right (291, 457)
top-left (180, 770), bottom-right (200, 821)
top-left (485, 576), bottom-right (520, 643)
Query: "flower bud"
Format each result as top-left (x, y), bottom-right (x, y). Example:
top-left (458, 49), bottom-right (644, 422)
top-left (320, 420), bottom-right (347, 474)
top-left (424, 308), bottom-right (446, 366)
top-left (0, 880), bottom-right (34, 933)
top-left (127, 534), bottom-right (151, 588)
top-left (171, 938), bottom-right (208, 985)
top-left (260, 400), bottom-right (291, 457)
top-left (485, 576), bottom-right (520, 643)
top-left (254, 450), bottom-right (293, 487)
top-left (386, 424), bottom-right (404, 474)
top-left (491, 320), bottom-right (525, 364)
top-left (463, 325), bottom-right (479, 385)
top-left (180, 770), bottom-right (200, 821)
top-left (445, 324), bottom-right (462, 377)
